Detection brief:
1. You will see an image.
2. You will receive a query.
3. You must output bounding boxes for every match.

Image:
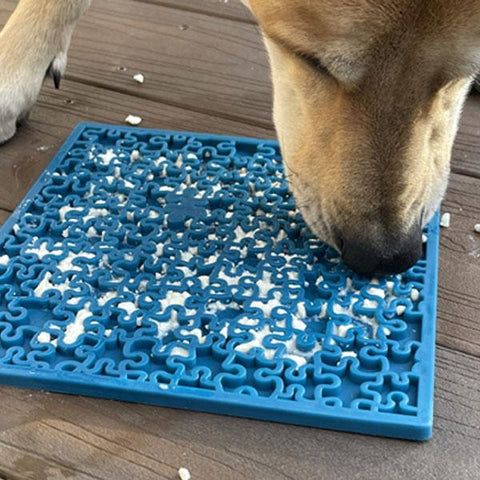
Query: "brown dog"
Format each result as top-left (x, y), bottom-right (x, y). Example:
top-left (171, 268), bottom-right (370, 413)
top-left (1, 0), bottom-right (478, 274)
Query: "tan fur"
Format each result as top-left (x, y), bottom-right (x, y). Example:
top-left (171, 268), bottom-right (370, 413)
top-left (245, 0), bottom-right (480, 251)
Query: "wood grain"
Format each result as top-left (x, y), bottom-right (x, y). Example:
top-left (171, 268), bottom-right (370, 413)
top-left (0, 346), bottom-right (478, 480)
top-left (134, 0), bottom-right (255, 23)
top-left (0, 210), bottom-right (10, 225)
top-left (68, 0), bottom-right (272, 126)
top-left (437, 173), bottom-right (480, 356)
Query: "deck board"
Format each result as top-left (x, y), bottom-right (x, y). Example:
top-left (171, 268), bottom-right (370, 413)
top-left (67, 0), bottom-right (272, 126)
top-left (0, 210), bottom-right (10, 225)
top-left (438, 173), bottom-right (480, 356)
top-left (134, 0), bottom-right (255, 23)
top-left (0, 346), bottom-right (478, 480)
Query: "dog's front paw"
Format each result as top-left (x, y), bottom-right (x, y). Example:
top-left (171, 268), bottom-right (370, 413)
top-left (0, 41), bottom-right (69, 145)
top-left (0, 57), bottom-right (46, 144)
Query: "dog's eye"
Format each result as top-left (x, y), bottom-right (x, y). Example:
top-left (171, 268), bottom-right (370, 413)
top-left (299, 53), bottom-right (331, 76)
top-left (266, 32), bottom-right (332, 77)
top-left (265, 32), bottom-right (332, 77)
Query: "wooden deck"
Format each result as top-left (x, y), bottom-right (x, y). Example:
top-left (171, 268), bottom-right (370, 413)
top-left (0, 1), bottom-right (479, 479)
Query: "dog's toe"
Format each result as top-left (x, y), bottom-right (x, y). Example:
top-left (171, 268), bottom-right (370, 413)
top-left (0, 118), bottom-right (17, 145)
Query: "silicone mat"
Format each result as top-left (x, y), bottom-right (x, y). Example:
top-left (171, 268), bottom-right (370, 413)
top-left (0, 122), bottom-right (439, 440)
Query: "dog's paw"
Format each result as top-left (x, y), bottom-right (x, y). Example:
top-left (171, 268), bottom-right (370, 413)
top-left (0, 0), bottom-right (91, 145)
top-left (0, 60), bottom-right (45, 144)
top-left (0, 45), bottom-right (68, 145)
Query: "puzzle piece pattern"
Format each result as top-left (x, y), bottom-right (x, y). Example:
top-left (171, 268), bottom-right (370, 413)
top-left (0, 124), bottom-right (439, 439)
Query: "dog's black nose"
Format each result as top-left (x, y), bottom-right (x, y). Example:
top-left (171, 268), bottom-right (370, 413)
top-left (340, 225), bottom-right (423, 275)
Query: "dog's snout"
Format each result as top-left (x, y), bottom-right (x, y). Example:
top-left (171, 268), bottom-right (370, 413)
top-left (340, 225), bottom-right (423, 275)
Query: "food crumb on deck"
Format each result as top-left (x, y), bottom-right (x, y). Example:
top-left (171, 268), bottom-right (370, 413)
top-left (133, 73), bottom-right (145, 83)
top-left (440, 212), bottom-right (451, 228)
top-left (178, 467), bottom-right (191, 480)
top-left (125, 114), bottom-right (142, 126)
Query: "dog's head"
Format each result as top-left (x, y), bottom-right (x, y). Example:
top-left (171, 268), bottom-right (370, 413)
top-left (244, 0), bottom-right (479, 274)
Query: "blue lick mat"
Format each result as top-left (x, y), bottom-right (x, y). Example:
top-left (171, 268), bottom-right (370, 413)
top-left (0, 122), bottom-right (439, 440)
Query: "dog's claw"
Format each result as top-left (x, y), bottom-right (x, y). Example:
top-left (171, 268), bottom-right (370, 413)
top-left (47, 59), bottom-right (63, 89)
top-left (52, 68), bottom-right (61, 89)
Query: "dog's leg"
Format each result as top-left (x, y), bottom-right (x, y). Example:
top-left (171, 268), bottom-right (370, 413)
top-left (0, 0), bottom-right (91, 144)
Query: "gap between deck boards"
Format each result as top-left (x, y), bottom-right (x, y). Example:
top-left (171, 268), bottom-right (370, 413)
top-left (0, 343), bottom-right (478, 480)
top-left (133, 0), bottom-right (256, 24)
top-left (64, 74), bottom-right (273, 131)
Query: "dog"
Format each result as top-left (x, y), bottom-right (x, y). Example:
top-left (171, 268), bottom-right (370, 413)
top-left (0, 0), bottom-right (478, 274)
